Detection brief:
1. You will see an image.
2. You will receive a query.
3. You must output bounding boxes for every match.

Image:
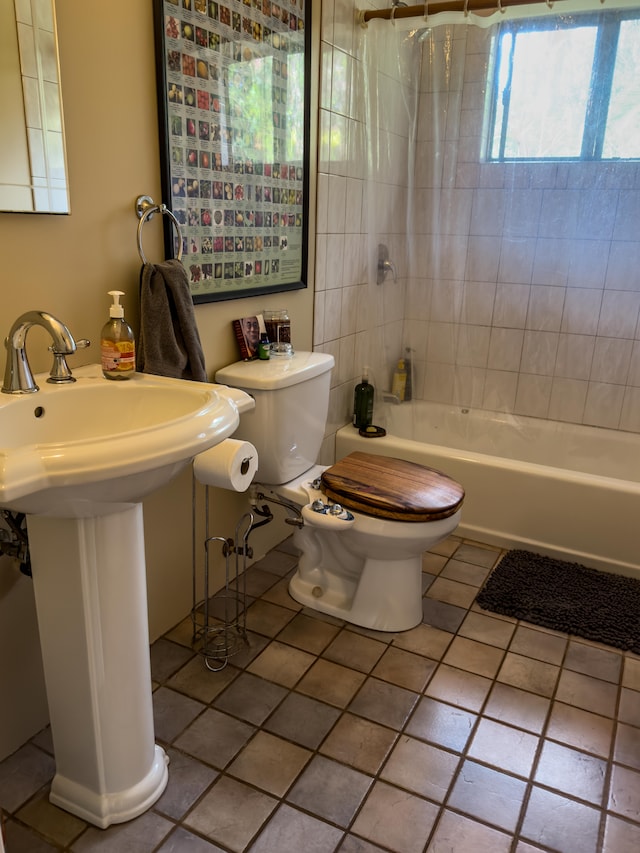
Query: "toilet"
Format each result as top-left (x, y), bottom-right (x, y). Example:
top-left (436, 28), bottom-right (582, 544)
top-left (215, 352), bottom-right (464, 631)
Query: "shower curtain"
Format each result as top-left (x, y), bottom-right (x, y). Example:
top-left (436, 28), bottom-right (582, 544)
top-left (359, 3), bottom-right (640, 436)
top-left (359, 19), bottom-right (422, 406)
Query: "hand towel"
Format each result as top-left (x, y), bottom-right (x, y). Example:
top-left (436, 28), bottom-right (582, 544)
top-left (137, 259), bottom-right (208, 382)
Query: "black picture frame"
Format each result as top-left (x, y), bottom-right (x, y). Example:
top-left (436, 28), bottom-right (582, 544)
top-left (153, 0), bottom-right (310, 303)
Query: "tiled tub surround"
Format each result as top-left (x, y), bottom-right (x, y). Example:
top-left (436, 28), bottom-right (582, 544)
top-left (315, 10), bottom-right (640, 452)
top-left (0, 537), bottom-right (638, 852)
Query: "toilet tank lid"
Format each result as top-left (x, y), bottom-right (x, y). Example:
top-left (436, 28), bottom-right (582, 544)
top-left (215, 351), bottom-right (334, 391)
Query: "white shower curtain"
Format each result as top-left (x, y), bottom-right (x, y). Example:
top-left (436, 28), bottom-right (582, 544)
top-left (359, 4), bottom-right (640, 436)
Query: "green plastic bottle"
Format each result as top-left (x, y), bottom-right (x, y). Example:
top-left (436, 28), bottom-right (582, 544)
top-left (353, 367), bottom-right (374, 429)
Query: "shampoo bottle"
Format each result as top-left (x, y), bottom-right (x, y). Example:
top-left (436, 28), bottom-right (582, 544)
top-left (391, 358), bottom-right (407, 402)
top-left (353, 367), bottom-right (374, 429)
top-left (101, 290), bottom-right (135, 380)
top-left (404, 347), bottom-right (413, 401)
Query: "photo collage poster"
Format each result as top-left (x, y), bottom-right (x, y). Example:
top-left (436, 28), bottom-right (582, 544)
top-left (159, 0), bottom-right (307, 301)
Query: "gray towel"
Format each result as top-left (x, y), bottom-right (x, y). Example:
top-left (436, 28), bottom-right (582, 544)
top-left (137, 260), bottom-right (207, 382)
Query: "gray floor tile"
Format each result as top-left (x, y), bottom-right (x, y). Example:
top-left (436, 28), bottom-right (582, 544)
top-left (185, 775), bottom-right (277, 852)
top-left (174, 708), bottom-right (255, 769)
top-left (380, 735), bottom-right (460, 802)
top-left (152, 686), bottom-right (206, 744)
top-left (448, 760), bottom-right (527, 833)
top-left (320, 713), bottom-right (398, 775)
top-left (263, 691), bottom-right (341, 749)
top-left (468, 718), bottom-right (539, 778)
top-left (521, 786), bottom-right (601, 853)
top-left (71, 811), bottom-right (174, 852)
top-left (276, 611), bottom-right (340, 654)
top-left (351, 780), bottom-right (439, 853)
top-left (322, 629), bottom-right (387, 673)
top-left (227, 731), bottom-right (311, 796)
top-left (483, 682), bottom-right (550, 734)
top-left (286, 754), bottom-right (373, 827)
top-left (534, 740), bottom-right (607, 805)
top-left (348, 677), bottom-right (419, 730)
top-left (247, 804), bottom-right (344, 853)
top-left (155, 747), bottom-right (218, 821)
top-left (426, 810), bottom-right (513, 853)
top-left (213, 671), bottom-right (288, 724)
top-left (405, 696), bottom-right (477, 752)
top-left (0, 744), bottom-right (56, 813)
top-left (3, 536), bottom-right (639, 853)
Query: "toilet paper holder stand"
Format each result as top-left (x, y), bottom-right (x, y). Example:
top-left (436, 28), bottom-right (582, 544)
top-left (190, 476), bottom-right (270, 671)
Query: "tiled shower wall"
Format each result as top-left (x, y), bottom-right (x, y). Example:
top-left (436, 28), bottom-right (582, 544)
top-left (314, 0), bottom-right (415, 461)
top-left (314, 4), bottom-right (640, 458)
top-left (412, 23), bottom-right (640, 431)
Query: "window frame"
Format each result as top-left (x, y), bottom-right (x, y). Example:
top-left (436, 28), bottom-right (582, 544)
top-left (487, 9), bottom-right (640, 163)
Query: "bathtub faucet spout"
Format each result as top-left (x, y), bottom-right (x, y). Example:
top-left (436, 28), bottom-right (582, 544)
top-left (382, 390), bottom-right (402, 404)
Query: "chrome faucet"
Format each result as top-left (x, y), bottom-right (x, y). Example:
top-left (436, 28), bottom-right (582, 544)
top-left (2, 310), bottom-right (89, 394)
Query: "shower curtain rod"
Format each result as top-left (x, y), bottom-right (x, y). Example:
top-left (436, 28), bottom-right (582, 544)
top-left (361, 0), bottom-right (604, 23)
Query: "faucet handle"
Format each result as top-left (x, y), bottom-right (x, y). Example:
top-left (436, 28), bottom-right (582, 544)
top-left (47, 339), bottom-right (91, 384)
top-left (48, 338), bottom-right (91, 356)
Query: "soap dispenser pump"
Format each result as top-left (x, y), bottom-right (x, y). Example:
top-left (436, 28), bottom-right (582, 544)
top-left (101, 290), bottom-right (135, 380)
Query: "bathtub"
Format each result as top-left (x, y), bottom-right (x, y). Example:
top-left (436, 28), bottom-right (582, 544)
top-left (335, 402), bottom-right (640, 579)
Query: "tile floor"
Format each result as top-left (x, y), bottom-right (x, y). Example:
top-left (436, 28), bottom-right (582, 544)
top-left (0, 535), bottom-right (639, 852)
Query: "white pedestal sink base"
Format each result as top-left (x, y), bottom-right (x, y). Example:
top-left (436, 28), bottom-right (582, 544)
top-left (27, 505), bottom-right (168, 828)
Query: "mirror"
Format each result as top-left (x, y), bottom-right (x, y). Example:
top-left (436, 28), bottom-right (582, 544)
top-left (0, 0), bottom-right (69, 213)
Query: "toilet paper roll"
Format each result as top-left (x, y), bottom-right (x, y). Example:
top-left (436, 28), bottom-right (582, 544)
top-left (193, 439), bottom-right (258, 491)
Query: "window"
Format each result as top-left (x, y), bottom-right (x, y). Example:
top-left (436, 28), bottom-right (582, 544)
top-left (488, 11), bottom-right (640, 161)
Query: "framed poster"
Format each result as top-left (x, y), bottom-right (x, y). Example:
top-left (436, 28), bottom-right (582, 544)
top-left (153, 0), bottom-right (310, 303)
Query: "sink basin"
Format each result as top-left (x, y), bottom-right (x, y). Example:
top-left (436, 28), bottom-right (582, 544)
top-left (0, 364), bottom-right (253, 516)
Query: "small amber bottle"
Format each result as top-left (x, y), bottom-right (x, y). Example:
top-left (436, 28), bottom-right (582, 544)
top-left (101, 291), bottom-right (135, 380)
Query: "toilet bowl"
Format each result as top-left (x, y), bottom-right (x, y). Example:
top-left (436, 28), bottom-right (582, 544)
top-left (215, 352), bottom-right (464, 632)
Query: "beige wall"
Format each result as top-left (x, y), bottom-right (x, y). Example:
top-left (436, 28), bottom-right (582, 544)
top-left (0, 0), bottom-right (315, 759)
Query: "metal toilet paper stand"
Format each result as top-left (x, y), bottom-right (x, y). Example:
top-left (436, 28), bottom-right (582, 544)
top-left (191, 475), bottom-right (255, 671)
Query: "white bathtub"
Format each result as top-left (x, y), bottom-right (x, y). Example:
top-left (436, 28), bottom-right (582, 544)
top-left (336, 402), bottom-right (640, 579)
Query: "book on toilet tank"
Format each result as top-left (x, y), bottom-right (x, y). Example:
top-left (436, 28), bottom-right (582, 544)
top-left (232, 314), bottom-right (266, 360)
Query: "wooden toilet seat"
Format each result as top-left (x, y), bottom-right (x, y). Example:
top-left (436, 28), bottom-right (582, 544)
top-left (321, 451), bottom-right (465, 522)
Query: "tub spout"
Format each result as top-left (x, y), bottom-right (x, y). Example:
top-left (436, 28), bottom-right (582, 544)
top-left (382, 390), bottom-right (402, 404)
top-left (2, 310), bottom-right (80, 394)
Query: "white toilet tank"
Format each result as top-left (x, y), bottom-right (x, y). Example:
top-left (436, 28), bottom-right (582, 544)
top-left (215, 351), bottom-right (334, 485)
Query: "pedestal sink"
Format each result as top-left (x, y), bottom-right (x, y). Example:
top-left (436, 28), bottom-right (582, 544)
top-left (0, 364), bottom-right (253, 827)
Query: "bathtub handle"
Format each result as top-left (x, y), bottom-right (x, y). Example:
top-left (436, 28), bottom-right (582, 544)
top-left (377, 243), bottom-right (397, 284)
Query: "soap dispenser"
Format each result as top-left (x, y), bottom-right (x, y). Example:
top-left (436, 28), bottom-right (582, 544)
top-left (101, 290), bottom-right (135, 380)
top-left (353, 366), bottom-right (374, 429)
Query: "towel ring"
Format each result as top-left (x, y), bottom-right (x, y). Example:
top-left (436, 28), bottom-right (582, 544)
top-left (135, 195), bottom-right (184, 265)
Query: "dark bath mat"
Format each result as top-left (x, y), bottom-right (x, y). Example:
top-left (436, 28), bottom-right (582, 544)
top-left (476, 549), bottom-right (640, 655)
